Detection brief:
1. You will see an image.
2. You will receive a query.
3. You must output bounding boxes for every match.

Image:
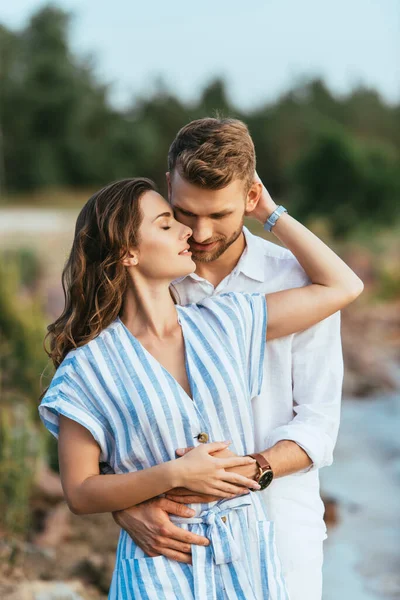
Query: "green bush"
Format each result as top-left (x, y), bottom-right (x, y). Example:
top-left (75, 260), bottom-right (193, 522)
top-left (0, 402), bottom-right (44, 533)
top-left (0, 251), bottom-right (49, 534)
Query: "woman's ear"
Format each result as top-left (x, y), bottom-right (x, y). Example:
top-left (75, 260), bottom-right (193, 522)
top-left (245, 181), bottom-right (262, 213)
top-left (121, 250), bottom-right (138, 267)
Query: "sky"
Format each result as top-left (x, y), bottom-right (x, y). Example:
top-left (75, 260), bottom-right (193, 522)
top-left (1, 0), bottom-right (399, 110)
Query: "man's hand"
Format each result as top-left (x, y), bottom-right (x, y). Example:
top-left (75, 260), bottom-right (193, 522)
top-left (112, 497), bottom-right (209, 564)
top-left (245, 172), bottom-right (277, 225)
top-left (166, 446), bottom-right (258, 504)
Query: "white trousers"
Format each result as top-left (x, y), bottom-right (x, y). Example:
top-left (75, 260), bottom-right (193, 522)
top-left (274, 531), bottom-right (324, 600)
top-left (283, 551), bottom-right (323, 600)
top-left (261, 473), bottom-right (326, 600)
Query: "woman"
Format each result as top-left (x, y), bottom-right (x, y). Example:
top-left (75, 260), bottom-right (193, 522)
top-left (39, 178), bottom-right (363, 599)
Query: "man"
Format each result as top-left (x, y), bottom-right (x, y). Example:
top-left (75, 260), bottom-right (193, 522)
top-left (112, 117), bottom-right (343, 600)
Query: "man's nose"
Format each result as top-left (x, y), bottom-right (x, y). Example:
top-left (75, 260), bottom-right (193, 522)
top-left (191, 221), bottom-right (213, 243)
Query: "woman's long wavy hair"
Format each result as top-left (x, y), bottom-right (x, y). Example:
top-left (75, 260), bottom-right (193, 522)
top-left (45, 177), bottom-right (157, 370)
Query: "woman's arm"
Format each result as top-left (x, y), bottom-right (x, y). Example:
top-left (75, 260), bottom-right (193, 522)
top-left (265, 209), bottom-right (363, 339)
top-left (250, 180), bottom-right (363, 340)
top-left (58, 416), bottom-right (259, 515)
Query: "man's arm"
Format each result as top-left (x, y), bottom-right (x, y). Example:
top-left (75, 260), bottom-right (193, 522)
top-left (252, 175), bottom-right (343, 472)
top-left (166, 441), bottom-right (311, 504)
top-left (264, 311), bottom-right (343, 472)
top-left (102, 461), bottom-right (211, 563)
top-left (112, 498), bottom-right (210, 564)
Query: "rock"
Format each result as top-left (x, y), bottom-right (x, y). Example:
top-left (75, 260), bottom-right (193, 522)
top-left (33, 463), bottom-right (64, 503)
top-left (341, 300), bottom-right (400, 397)
top-left (32, 503), bottom-right (71, 549)
top-left (322, 495), bottom-right (339, 526)
top-left (6, 580), bottom-right (87, 600)
top-left (71, 554), bottom-right (113, 594)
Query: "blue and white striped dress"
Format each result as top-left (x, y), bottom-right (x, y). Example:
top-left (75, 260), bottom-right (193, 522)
top-left (39, 292), bottom-right (290, 600)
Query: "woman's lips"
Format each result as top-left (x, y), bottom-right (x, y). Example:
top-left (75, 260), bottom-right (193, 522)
top-left (189, 241), bottom-right (218, 251)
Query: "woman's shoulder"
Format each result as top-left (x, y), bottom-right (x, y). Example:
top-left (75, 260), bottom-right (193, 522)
top-left (42, 321), bottom-right (120, 405)
top-left (56, 319), bottom-right (121, 375)
top-left (195, 291), bottom-right (264, 312)
top-left (178, 292), bottom-right (265, 329)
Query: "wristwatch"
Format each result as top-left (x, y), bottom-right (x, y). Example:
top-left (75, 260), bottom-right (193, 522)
top-left (263, 205), bottom-right (288, 232)
top-left (246, 453), bottom-right (274, 490)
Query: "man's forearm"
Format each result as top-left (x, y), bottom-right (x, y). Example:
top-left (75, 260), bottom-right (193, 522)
top-left (229, 440), bottom-right (312, 480)
top-left (258, 440), bottom-right (312, 478)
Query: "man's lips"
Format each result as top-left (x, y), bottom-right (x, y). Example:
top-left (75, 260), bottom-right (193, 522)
top-left (189, 240), bottom-right (219, 251)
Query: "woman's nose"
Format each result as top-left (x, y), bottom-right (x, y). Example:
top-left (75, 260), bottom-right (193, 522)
top-left (182, 225), bottom-right (192, 239)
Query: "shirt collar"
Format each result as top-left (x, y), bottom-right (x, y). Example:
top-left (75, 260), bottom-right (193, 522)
top-left (172, 226), bottom-right (265, 286)
top-left (238, 226), bottom-right (265, 283)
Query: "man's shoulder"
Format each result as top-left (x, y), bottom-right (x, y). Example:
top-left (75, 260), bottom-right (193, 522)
top-left (256, 236), bottom-right (295, 260)
top-left (247, 230), bottom-right (309, 288)
top-left (246, 226), bottom-right (296, 260)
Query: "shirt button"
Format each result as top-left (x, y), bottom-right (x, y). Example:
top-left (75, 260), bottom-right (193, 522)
top-left (221, 516), bottom-right (227, 523)
top-left (197, 432), bottom-right (209, 443)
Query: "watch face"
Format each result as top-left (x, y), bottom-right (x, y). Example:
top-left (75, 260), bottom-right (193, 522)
top-left (258, 469), bottom-right (274, 490)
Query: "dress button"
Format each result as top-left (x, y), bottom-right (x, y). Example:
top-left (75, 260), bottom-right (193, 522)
top-left (197, 432), bottom-right (209, 443)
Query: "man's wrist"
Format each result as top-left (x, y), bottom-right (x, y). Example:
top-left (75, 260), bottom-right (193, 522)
top-left (246, 462), bottom-right (261, 481)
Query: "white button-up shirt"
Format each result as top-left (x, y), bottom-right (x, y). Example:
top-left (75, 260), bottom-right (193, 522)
top-left (171, 226), bottom-right (343, 566)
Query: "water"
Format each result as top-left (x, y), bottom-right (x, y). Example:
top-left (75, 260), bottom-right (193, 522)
top-left (321, 394), bottom-right (400, 599)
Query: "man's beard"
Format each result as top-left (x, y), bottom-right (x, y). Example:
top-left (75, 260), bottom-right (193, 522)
top-left (189, 220), bottom-right (244, 264)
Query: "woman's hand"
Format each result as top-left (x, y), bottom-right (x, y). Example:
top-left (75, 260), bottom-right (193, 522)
top-left (167, 446), bottom-right (260, 503)
top-left (174, 442), bottom-right (260, 498)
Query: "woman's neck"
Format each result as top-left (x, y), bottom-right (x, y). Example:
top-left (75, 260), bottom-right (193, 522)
top-left (120, 277), bottom-right (179, 341)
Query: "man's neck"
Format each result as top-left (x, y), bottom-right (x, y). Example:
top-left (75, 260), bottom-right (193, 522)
top-left (193, 231), bottom-right (246, 288)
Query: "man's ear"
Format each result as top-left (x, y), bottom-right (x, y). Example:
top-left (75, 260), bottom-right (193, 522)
top-left (245, 181), bottom-right (262, 213)
top-left (166, 172), bottom-right (172, 202)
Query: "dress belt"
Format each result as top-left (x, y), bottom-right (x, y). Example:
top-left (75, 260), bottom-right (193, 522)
top-left (171, 494), bottom-right (252, 564)
top-left (171, 495), bottom-right (260, 599)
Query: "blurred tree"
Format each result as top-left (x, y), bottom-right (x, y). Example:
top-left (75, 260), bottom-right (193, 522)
top-left (0, 3), bottom-right (399, 233)
top-left (199, 78), bottom-right (231, 115)
top-left (288, 127), bottom-right (400, 236)
top-left (0, 5), bottom-right (140, 191)
top-left (129, 83), bottom-right (193, 194)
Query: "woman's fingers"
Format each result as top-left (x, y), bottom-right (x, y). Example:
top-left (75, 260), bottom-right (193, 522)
top-left (210, 481), bottom-right (252, 496)
top-left (223, 471), bottom-right (261, 490)
top-left (175, 446), bottom-right (194, 456)
top-left (218, 455), bottom-right (256, 469)
top-left (202, 441), bottom-right (231, 454)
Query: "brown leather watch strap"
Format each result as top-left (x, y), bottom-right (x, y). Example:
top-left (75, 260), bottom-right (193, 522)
top-left (247, 453), bottom-right (272, 473)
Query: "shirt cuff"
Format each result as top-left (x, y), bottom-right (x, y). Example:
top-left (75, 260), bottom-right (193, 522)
top-left (265, 425), bottom-right (334, 474)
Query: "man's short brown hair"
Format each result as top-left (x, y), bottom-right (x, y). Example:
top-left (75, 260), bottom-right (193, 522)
top-left (168, 117), bottom-right (255, 191)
